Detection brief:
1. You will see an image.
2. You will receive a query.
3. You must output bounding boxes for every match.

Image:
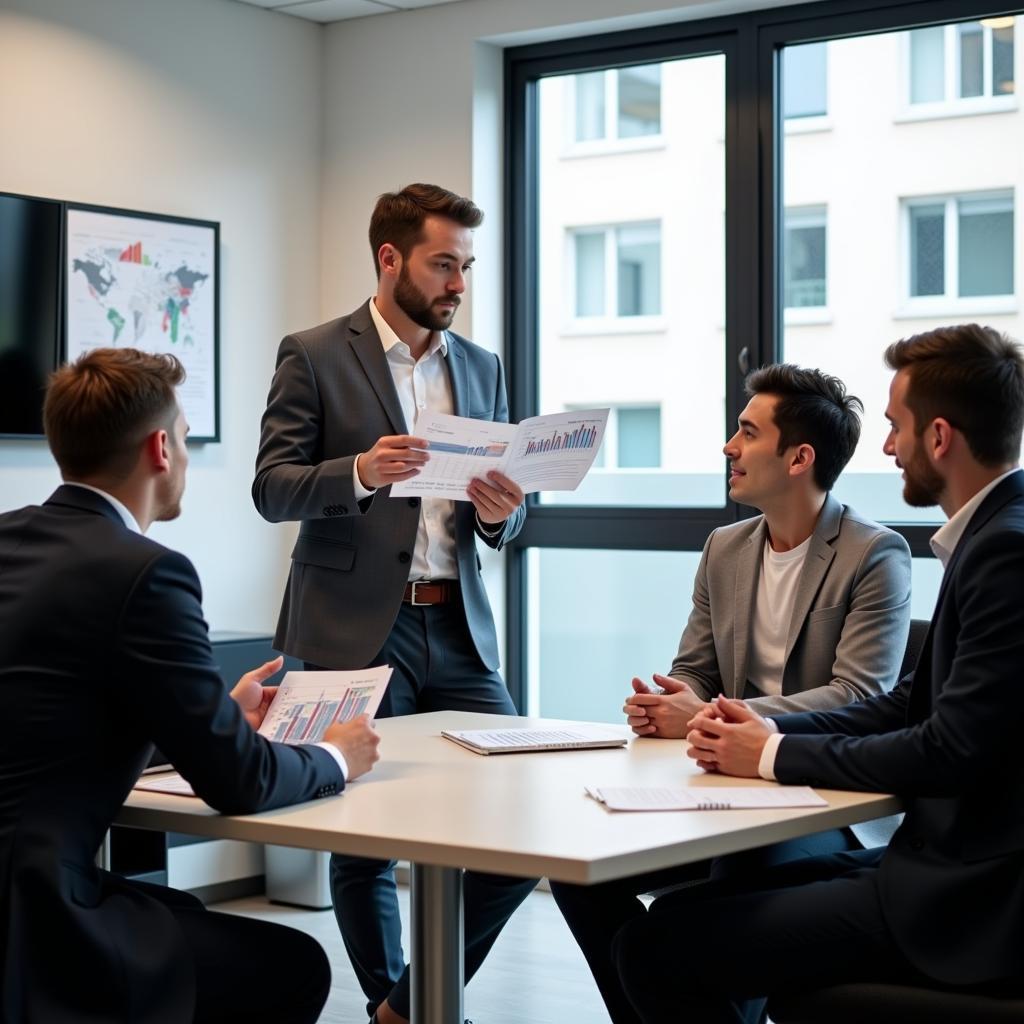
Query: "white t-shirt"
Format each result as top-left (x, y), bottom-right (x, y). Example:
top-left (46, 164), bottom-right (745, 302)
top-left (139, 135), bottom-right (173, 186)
top-left (745, 534), bottom-right (812, 697)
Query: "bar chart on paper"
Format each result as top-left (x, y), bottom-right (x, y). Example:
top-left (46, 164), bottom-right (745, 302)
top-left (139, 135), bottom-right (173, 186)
top-left (258, 668), bottom-right (392, 745)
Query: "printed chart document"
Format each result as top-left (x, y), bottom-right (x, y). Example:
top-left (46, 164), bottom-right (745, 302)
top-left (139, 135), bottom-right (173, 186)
top-left (391, 408), bottom-right (610, 501)
top-left (134, 667), bottom-right (392, 797)
top-left (584, 785), bottom-right (828, 812)
top-left (442, 727), bottom-right (627, 755)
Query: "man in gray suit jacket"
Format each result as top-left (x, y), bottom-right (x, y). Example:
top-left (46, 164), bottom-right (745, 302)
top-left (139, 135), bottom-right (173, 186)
top-left (253, 184), bottom-right (535, 1024)
top-left (551, 364), bottom-right (911, 1024)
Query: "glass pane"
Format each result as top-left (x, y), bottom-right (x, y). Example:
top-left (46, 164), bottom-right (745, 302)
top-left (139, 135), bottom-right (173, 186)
top-left (616, 222), bottom-right (661, 316)
top-left (574, 231), bottom-right (605, 316)
top-left (618, 64), bottom-right (661, 138)
top-left (617, 406), bottom-right (661, 467)
top-left (784, 209), bottom-right (826, 308)
top-left (993, 24), bottom-right (1015, 96)
top-left (910, 27), bottom-right (945, 103)
top-left (911, 556), bottom-right (944, 622)
top-left (783, 42), bottom-right (828, 118)
top-left (538, 54), bottom-right (727, 508)
top-left (958, 23), bottom-right (985, 98)
top-left (781, 24), bottom-right (1024, 528)
top-left (910, 204), bottom-right (946, 297)
top-left (528, 549), bottom-right (701, 721)
top-left (958, 197), bottom-right (1014, 297)
top-left (574, 71), bottom-right (606, 142)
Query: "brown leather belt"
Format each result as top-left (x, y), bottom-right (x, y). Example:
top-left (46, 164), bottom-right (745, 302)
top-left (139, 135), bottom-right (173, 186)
top-left (403, 580), bottom-right (458, 605)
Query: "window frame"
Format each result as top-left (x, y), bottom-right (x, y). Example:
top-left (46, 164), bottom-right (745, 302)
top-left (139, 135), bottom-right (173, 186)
top-left (504, 0), bottom-right (1019, 709)
top-left (565, 66), bottom-right (666, 156)
top-left (783, 204), bottom-right (830, 323)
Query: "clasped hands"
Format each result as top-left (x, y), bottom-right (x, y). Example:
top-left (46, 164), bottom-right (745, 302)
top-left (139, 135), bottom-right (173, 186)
top-left (624, 675), bottom-right (770, 778)
top-left (231, 657), bottom-right (381, 780)
top-left (356, 433), bottom-right (523, 524)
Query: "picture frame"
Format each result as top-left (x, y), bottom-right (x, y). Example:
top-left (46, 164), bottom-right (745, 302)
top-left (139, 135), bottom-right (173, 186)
top-left (65, 203), bottom-right (220, 442)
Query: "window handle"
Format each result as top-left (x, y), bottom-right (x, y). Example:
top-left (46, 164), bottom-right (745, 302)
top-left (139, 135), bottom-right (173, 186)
top-left (738, 345), bottom-right (750, 376)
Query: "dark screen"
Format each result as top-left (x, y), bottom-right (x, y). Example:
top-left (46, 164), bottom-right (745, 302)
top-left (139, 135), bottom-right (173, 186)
top-left (0, 194), bottom-right (61, 437)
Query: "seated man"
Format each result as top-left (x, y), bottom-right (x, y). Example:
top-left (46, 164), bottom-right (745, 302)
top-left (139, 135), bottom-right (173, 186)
top-left (615, 324), bottom-right (1024, 1023)
top-left (0, 348), bottom-right (380, 1024)
top-left (550, 364), bottom-right (911, 1024)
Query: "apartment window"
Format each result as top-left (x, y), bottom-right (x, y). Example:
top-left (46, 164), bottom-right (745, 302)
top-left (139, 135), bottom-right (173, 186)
top-left (907, 193), bottom-right (1014, 301)
top-left (573, 66), bottom-right (662, 143)
top-left (908, 19), bottom-right (1015, 106)
top-left (591, 405), bottom-right (662, 469)
top-left (784, 207), bottom-right (827, 308)
top-left (573, 223), bottom-right (662, 319)
top-left (783, 42), bottom-right (828, 118)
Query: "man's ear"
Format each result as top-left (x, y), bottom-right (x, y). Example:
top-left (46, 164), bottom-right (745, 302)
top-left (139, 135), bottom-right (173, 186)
top-left (930, 418), bottom-right (955, 461)
top-left (142, 429), bottom-right (170, 474)
top-left (789, 443), bottom-right (817, 478)
top-left (378, 243), bottom-right (401, 279)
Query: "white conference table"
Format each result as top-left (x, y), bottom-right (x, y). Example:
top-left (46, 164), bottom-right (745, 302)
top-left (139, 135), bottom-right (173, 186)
top-left (119, 711), bottom-right (900, 1024)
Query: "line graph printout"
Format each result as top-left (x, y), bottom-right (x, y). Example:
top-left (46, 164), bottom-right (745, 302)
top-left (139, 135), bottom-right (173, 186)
top-left (391, 409), bottom-right (609, 500)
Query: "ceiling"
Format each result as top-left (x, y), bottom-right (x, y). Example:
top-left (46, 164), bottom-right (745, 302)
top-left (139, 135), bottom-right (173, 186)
top-left (229, 0), bottom-right (468, 24)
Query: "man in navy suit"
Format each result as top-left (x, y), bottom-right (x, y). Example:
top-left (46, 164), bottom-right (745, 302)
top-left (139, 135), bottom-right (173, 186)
top-left (614, 323), bottom-right (1024, 1023)
top-left (0, 348), bottom-right (380, 1024)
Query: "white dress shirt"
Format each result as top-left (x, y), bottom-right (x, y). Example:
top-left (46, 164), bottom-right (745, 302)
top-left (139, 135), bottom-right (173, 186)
top-left (63, 482), bottom-right (348, 779)
top-left (757, 467), bottom-right (1023, 781)
top-left (354, 298), bottom-right (459, 581)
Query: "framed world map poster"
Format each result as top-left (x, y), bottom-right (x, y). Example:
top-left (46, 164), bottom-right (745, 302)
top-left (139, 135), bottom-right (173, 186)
top-left (65, 204), bottom-right (220, 441)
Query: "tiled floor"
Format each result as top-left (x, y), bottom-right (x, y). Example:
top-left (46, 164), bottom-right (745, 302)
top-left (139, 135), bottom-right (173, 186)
top-left (216, 884), bottom-right (613, 1023)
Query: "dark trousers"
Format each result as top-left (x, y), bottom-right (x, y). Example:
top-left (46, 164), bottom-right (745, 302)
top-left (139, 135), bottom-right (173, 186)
top-left (550, 827), bottom-right (859, 1024)
top-left (136, 879), bottom-right (330, 1024)
top-left (315, 600), bottom-right (538, 1020)
top-left (613, 847), bottom-right (919, 1024)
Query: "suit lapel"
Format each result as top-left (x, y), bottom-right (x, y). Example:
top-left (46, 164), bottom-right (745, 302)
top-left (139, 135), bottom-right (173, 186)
top-left (732, 518), bottom-right (766, 698)
top-left (783, 494), bottom-right (841, 665)
top-left (445, 335), bottom-right (469, 416)
top-left (347, 302), bottom-right (408, 434)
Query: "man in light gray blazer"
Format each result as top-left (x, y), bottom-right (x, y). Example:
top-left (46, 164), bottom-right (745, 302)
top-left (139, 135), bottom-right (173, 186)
top-left (253, 184), bottom-right (535, 1024)
top-left (551, 364), bottom-right (912, 1024)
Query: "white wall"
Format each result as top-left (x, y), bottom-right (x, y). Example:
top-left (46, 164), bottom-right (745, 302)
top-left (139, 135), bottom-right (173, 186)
top-left (0, 0), bottom-right (322, 631)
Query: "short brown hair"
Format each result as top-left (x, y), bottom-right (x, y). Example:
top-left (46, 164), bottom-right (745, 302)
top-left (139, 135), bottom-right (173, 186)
top-left (744, 364), bottom-right (863, 492)
top-left (44, 348), bottom-right (185, 479)
top-left (368, 183), bottom-right (482, 278)
top-left (885, 324), bottom-right (1024, 467)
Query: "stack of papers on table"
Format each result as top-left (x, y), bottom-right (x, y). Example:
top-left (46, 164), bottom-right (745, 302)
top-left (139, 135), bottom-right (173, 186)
top-left (585, 785), bottom-right (828, 812)
top-left (442, 727), bottom-right (627, 755)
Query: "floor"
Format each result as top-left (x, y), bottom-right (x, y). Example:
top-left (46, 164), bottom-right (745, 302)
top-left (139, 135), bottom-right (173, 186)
top-left (216, 884), bottom-right (614, 1024)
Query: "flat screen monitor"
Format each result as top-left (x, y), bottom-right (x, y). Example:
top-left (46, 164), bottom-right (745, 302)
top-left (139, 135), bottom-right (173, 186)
top-left (0, 193), bottom-right (62, 438)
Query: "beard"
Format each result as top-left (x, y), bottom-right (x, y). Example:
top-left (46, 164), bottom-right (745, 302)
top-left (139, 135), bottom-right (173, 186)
top-left (155, 473), bottom-right (185, 523)
top-left (901, 440), bottom-right (945, 508)
top-left (394, 265), bottom-right (459, 332)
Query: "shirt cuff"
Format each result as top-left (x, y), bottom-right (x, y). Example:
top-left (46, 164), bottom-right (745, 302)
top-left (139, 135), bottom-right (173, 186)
top-left (353, 457), bottom-right (375, 502)
top-left (314, 741), bottom-right (349, 782)
top-left (475, 513), bottom-right (504, 538)
top-left (758, 732), bottom-right (784, 781)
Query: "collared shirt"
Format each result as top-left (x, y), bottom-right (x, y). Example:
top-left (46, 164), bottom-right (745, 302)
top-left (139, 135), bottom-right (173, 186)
top-left (758, 466), bottom-right (1023, 781)
top-left (354, 298), bottom-right (459, 581)
top-left (62, 482), bottom-right (349, 779)
top-left (63, 481), bottom-right (142, 533)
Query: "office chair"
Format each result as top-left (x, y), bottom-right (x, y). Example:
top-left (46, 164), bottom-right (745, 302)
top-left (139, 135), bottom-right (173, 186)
top-left (768, 617), bottom-right (1024, 1024)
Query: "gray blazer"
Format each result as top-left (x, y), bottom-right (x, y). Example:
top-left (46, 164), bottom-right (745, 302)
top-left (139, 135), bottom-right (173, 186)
top-left (253, 301), bottom-right (524, 670)
top-left (670, 494), bottom-right (912, 714)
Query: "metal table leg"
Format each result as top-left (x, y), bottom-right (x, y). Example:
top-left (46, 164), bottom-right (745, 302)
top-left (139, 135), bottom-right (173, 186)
top-left (410, 863), bottom-right (464, 1024)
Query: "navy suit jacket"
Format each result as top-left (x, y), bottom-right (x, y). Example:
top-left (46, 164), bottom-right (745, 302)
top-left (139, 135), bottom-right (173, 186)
top-left (0, 486), bottom-right (345, 1024)
top-left (772, 470), bottom-right (1024, 985)
top-left (252, 300), bottom-right (524, 670)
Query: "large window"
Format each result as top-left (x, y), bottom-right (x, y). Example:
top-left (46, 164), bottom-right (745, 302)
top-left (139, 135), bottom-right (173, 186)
top-left (908, 19), bottom-right (1015, 108)
top-left (508, 3), bottom-right (1023, 712)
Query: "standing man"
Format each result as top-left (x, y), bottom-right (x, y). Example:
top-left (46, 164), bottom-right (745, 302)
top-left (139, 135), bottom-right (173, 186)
top-left (0, 348), bottom-right (380, 1024)
top-left (550, 364), bottom-right (911, 1024)
top-left (253, 183), bottom-right (536, 1024)
top-left (615, 324), bottom-right (1024, 1023)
